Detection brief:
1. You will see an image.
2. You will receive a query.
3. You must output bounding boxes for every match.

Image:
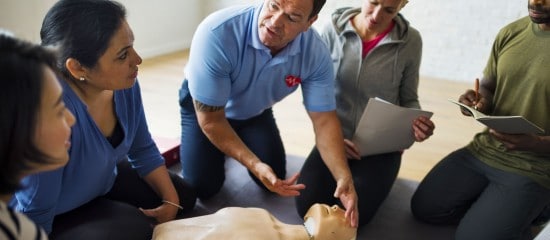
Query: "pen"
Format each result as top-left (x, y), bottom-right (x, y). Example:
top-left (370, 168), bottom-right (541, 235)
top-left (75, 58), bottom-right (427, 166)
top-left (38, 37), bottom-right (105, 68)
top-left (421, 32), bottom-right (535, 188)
top-left (474, 78), bottom-right (479, 110)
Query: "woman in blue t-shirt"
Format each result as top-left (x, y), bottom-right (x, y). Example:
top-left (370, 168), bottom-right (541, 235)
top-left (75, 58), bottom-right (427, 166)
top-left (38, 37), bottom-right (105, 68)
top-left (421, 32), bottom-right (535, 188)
top-left (11, 1), bottom-right (197, 239)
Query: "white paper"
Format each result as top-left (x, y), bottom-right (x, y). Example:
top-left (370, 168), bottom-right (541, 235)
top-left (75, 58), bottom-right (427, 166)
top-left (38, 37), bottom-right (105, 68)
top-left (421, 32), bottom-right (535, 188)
top-left (448, 99), bottom-right (544, 134)
top-left (351, 97), bottom-right (433, 156)
top-left (535, 223), bottom-right (550, 240)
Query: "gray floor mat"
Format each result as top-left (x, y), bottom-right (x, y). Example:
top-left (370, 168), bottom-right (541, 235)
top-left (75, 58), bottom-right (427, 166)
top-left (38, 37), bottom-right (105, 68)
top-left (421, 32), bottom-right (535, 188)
top-left (171, 155), bottom-right (455, 240)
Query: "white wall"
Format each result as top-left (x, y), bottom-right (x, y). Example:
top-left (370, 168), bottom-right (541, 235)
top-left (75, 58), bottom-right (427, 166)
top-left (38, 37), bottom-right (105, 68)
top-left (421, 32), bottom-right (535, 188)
top-left (121, 0), bottom-right (201, 58)
top-left (0, 0), bottom-right (56, 42)
top-left (0, 0), bottom-right (530, 82)
top-left (202, 0), bottom-right (259, 14)
top-left (0, 0), bottom-right (201, 59)
top-left (400, 0), bottom-right (525, 82)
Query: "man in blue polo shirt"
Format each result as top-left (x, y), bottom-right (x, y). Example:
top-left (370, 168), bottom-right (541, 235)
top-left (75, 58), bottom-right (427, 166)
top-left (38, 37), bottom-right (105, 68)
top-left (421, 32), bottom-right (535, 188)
top-left (179, 0), bottom-right (358, 227)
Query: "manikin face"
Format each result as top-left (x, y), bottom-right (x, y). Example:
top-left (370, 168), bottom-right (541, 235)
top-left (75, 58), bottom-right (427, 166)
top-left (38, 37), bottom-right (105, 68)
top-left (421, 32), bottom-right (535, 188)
top-left (83, 20), bottom-right (142, 90)
top-left (360, 0), bottom-right (404, 32)
top-left (304, 204), bottom-right (357, 240)
top-left (33, 66), bottom-right (76, 172)
top-left (258, 0), bottom-right (317, 55)
top-left (528, 0), bottom-right (550, 26)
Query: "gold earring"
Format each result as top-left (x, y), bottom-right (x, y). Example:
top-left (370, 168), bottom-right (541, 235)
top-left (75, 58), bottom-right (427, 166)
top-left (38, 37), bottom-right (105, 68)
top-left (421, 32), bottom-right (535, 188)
top-left (79, 77), bottom-right (85, 81)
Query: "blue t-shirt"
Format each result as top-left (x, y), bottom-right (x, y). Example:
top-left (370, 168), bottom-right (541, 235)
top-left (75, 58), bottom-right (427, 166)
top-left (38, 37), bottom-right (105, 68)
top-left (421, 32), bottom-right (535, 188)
top-left (11, 80), bottom-right (164, 233)
top-left (182, 4), bottom-right (335, 120)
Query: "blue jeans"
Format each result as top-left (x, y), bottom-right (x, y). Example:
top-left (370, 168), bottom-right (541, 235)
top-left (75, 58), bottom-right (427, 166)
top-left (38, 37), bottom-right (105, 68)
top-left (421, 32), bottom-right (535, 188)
top-left (411, 148), bottom-right (550, 240)
top-left (179, 90), bottom-right (286, 200)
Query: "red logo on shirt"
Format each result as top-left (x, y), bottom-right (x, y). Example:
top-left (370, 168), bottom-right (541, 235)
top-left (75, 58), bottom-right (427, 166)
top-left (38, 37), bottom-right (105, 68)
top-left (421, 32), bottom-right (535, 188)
top-left (285, 75), bottom-right (301, 87)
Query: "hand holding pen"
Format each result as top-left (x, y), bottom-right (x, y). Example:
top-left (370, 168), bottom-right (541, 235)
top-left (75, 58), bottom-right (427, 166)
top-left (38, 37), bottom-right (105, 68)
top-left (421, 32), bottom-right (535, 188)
top-left (457, 77), bottom-right (483, 115)
top-left (473, 78), bottom-right (480, 110)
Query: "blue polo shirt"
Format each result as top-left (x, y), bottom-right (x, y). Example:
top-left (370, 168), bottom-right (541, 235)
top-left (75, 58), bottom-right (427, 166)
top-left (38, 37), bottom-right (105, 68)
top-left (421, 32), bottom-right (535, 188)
top-left (182, 4), bottom-right (335, 120)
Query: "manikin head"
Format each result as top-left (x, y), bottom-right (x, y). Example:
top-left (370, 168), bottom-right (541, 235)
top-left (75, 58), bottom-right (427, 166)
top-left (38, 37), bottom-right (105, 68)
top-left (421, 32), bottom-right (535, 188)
top-left (303, 203), bottom-right (357, 240)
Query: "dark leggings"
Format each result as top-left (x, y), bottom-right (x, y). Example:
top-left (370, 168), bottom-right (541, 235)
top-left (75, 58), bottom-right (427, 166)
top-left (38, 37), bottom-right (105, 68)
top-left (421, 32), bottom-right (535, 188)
top-left (295, 147), bottom-right (401, 227)
top-left (49, 161), bottom-right (196, 240)
top-left (411, 148), bottom-right (550, 240)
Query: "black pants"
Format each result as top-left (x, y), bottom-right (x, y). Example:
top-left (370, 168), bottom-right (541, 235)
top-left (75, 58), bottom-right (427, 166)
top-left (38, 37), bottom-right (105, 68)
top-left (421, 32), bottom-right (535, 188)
top-left (411, 148), bottom-right (550, 240)
top-left (49, 161), bottom-right (196, 240)
top-left (295, 147), bottom-right (401, 227)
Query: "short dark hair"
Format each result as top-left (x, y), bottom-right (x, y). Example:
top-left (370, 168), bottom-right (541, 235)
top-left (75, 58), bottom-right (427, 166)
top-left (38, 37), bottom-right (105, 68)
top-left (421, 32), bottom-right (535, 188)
top-left (0, 32), bottom-right (58, 194)
top-left (40, 0), bottom-right (126, 81)
top-left (310, 0), bottom-right (327, 19)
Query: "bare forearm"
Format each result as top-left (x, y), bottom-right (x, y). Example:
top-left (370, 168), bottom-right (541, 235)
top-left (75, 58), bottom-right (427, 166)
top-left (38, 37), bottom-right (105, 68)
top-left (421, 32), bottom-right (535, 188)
top-left (309, 111), bottom-right (352, 181)
top-left (194, 100), bottom-right (259, 170)
top-left (143, 166), bottom-right (179, 203)
top-left (201, 118), bottom-right (259, 168)
top-left (309, 111), bottom-right (359, 225)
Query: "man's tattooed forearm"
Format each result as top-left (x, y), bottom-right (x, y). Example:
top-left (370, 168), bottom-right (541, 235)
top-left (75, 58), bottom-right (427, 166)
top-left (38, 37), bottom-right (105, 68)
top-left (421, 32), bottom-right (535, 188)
top-left (193, 100), bottom-right (224, 112)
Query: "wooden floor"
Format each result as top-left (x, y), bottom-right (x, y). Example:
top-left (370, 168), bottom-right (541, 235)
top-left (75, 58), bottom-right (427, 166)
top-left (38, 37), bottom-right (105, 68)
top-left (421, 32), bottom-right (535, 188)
top-left (138, 50), bottom-right (483, 182)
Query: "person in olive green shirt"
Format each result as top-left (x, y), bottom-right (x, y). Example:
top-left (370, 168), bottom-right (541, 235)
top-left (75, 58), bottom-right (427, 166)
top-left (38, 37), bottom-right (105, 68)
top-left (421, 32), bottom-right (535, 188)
top-left (411, 1), bottom-right (550, 239)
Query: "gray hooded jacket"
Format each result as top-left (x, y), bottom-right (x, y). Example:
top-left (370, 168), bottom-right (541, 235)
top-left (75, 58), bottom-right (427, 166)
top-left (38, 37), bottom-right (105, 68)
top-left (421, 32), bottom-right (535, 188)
top-left (318, 7), bottom-right (423, 138)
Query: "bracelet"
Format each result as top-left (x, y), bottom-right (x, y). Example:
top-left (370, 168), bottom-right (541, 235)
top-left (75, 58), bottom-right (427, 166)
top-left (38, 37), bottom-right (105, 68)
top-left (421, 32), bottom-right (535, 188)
top-left (162, 200), bottom-right (183, 210)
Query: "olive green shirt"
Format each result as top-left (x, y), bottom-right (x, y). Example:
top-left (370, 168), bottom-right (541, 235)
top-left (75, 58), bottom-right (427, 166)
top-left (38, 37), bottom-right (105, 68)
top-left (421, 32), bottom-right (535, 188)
top-left (467, 17), bottom-right (550, 188)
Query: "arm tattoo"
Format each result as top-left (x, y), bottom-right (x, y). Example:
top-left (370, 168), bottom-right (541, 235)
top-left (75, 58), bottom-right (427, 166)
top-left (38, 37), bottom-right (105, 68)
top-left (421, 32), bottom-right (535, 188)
top-left (193, 99), bottom-right (224, 112)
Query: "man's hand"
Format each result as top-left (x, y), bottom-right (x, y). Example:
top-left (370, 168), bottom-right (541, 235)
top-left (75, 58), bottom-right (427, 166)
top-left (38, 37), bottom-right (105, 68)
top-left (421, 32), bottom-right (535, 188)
top-left (458, 76), bottom-right (496, 114)
top-left (254, 162), bottom-right (306, 196)
top-left (333, 177), bottom-right (359, 228)
top-left (489, 129), bottom-right (549, 153)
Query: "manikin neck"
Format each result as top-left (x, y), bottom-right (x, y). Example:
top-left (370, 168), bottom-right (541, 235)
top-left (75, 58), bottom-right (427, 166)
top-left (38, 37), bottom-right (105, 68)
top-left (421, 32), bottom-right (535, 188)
top-left (273, 221), bottom-right (311, 240)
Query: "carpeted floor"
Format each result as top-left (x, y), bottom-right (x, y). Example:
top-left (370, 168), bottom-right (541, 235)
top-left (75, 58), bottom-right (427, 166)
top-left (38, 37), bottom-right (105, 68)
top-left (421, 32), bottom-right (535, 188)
top-left (171, 155), bottom-right (456, 240)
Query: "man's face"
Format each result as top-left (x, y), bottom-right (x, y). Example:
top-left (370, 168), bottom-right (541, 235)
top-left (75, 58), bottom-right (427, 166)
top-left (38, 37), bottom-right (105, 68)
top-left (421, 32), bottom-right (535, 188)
top-left (258, 0), bottom-right (317, 55)
top-left (528, 0), bottom-right (550, 24)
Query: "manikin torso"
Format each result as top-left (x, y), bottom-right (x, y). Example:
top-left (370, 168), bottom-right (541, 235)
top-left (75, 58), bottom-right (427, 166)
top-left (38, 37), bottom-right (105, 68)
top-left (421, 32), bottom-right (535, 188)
top-left (153, 204), bottom-right (357, 240)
